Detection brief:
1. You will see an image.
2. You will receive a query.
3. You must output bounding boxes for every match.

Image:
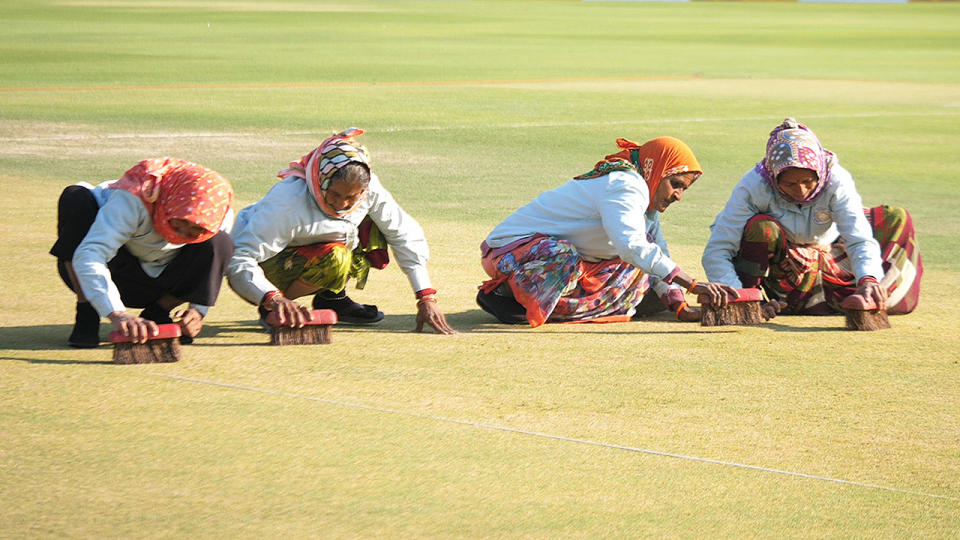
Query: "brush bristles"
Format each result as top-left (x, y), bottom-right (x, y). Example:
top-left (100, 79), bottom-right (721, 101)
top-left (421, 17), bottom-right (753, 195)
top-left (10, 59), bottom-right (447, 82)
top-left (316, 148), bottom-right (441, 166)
top-left (700, 301), bottom-right (764, 327)
top-left (113, 338), bottom-right (181, 364)
top-left (269, 325), bottom-right (332, 345)
top-left (844, 309), bottom-right (891, 331)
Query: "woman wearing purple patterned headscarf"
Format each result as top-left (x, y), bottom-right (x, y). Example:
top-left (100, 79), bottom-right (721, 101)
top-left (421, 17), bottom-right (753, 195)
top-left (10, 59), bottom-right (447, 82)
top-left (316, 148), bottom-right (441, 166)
top-left (702, 118), bottom-right (923, 318)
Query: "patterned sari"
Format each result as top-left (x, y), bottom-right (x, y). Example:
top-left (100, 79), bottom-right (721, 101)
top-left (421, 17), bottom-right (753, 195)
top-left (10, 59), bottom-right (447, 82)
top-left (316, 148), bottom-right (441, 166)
top-left (480, 236), bottom-right (649, 327)
top-left (736, 206), bottom-right (922, 314)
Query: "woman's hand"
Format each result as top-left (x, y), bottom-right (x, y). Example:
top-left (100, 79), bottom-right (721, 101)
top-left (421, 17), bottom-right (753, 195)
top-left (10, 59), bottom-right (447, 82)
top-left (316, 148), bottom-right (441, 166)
top-left (676, 304), bottom-right (701, 322)
top-left (858, 279), bottom-right (889, 311)
top-left (414, 299), bottom-right (457, 335)
top-left (176, 308), bottom-right (204, 338)
top-left (108, 310), bottom-right (158, 344)
top-left (691, 282), bottom-right (741, 309)
top-left (265, 294), bottom-right (314, 328)
top-left (761, 300), bottom-right (787, 320)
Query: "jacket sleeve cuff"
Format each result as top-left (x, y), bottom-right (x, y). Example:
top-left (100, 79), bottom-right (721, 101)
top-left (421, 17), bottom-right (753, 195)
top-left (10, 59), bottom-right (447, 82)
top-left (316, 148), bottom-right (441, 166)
top-left (659, 287), bottom-right (686, 310)
top-left (405, 266), bottom-right (432, 294)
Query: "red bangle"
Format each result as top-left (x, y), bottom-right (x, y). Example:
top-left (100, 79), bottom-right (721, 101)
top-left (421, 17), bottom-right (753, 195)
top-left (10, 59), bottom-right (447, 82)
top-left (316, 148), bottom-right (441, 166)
top-left (685, 279), bottom-right (699, 294)
top-left (261, 290), bottom-right (282, 310)
top-left (415, 288), bottom-right (437, 299)
top-left (858, 276), bottom-right (879, 286)
top-left (417, 294), bottom-right (437, 306)
top-left (675, 301), bottom-right (689, 320)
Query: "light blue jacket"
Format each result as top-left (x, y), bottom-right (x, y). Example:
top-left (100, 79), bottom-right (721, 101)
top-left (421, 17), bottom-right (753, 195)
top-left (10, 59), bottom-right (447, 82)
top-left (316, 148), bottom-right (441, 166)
top-left (701, 164), bottom-right (884, 288)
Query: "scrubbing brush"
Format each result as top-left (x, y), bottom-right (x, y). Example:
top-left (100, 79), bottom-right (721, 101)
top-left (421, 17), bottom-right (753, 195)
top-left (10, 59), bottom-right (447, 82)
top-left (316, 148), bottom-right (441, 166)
top-left (109, 323), bottom-right (182, 364)
top-left (840, 294), bottom-right (890, 331)
top-left (265, 309), bottom-right (337, 345)
top-left (698, 287), bottom-right (765, 327)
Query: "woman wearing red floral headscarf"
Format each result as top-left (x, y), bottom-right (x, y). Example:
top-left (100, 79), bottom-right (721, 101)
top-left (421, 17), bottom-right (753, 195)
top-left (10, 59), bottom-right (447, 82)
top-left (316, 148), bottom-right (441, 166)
top-left (702, 118), bottom-right (922, 318)
top-left (478, 136), bottom-right (737, 327)
top-left (50, 158), bottom-right (235, 347)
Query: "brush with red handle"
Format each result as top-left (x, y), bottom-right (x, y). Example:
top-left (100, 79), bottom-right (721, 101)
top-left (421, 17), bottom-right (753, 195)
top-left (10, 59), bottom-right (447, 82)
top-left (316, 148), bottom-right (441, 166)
top-left (109, 323), bottom-right (182, 364)
top-left (265, 309), bottom-right (338, 345)
top-left (698, 287), bottom-right (765, 327)
top-left (839, 294), bottom-right (890, 331)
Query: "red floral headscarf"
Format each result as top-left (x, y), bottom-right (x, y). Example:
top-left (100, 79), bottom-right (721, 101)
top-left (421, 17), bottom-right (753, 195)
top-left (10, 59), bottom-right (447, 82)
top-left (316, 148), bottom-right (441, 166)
top-left (575, 136), bottom-right (702, 210)
top-left (109, 157), bottom-right (233, 244)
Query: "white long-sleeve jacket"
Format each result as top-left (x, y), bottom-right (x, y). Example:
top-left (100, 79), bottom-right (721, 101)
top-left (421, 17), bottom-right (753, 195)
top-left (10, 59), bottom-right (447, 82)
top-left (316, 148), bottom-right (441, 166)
top-left (227, 173), bottom-right (432, 305)
top-left (701, 164), bottom-right (884, 287)
top-left (484, 170), bottom-right (682, 298)
top-left (72, 180), bottom-right (234, 317)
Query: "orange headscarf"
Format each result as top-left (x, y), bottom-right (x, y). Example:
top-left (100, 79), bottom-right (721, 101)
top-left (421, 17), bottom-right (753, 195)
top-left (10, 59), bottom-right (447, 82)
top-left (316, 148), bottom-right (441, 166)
top-left (575, 136), bottom-right (702, 210)
top-left (109, 157), bottom-right (234, 244)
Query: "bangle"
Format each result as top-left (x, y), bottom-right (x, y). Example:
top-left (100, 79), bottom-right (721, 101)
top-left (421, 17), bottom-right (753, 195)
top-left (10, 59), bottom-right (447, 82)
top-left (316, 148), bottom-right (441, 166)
top-left (261, 290), bottom-right (282, 310)
top-left (685, 279), bottom-right (699, 294)
top-left (858, 276), bottom-right (879, 286)
top-left (416, 294), bottom-right (437, 306)
top-left (675, 301), bottom-right (689, 320)
top-left (415, 288), bottom-right (437, 300)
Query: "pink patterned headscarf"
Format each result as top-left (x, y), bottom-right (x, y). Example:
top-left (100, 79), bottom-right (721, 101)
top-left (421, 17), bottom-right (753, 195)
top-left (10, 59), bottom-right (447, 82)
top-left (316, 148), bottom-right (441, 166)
top-left (277, 127), bottom-right (370, 215)
top-left (755, 118), bottom-right (836, 205)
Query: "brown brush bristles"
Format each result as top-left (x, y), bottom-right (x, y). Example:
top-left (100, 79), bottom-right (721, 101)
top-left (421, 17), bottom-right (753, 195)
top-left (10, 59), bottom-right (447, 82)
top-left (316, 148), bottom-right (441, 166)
top-left (844, 309), bottom-right (891, 331)
top-left (700, 301), bottom-right (764, 327)
top-left (269, 325), bottom-right (332, 345)
top-left (113, 338), bottom-right (181, 364)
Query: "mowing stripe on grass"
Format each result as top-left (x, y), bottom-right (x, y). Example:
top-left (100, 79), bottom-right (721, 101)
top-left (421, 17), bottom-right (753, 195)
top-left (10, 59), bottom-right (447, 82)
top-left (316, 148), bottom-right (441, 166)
top-left (0, 75), bottom-right (703, 93)
top-left (152, 372), bottom-right (960, 503)
top-left (2, 110), bottom-right (957, 144)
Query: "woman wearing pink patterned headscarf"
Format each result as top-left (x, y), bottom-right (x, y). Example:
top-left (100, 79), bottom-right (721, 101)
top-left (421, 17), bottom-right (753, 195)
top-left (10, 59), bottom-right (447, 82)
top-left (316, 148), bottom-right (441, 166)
top-left (227, 128), bottom-right (455, 335)
top-left (50, 158), bottom-right (235, 347)
top-left (702, 118), bottom-right (922, 318)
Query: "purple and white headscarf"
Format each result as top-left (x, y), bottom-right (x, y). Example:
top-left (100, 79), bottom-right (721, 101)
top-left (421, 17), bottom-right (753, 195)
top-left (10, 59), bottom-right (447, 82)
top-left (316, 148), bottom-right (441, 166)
top-left (755, 118), bottom-right (836, 205)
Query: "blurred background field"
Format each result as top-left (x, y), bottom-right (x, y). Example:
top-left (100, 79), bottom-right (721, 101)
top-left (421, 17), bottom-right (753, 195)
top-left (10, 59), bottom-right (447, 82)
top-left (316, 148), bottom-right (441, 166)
top-left (1, 0), bottom-right (958, 537)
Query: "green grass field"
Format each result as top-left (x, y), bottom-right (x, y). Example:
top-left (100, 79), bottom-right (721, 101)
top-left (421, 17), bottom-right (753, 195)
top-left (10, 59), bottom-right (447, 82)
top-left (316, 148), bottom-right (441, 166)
top-left (2, 0), bottom-right (959, 536)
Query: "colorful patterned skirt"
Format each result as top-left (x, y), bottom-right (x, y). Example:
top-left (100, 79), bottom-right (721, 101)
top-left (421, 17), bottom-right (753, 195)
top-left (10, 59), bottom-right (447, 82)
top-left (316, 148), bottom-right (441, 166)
top-left (259, 217), bottom-right (390, 294)
top-left (735, 205), bottom-right (922, 315)
top-left (480, 235), bottom-right (650, 327)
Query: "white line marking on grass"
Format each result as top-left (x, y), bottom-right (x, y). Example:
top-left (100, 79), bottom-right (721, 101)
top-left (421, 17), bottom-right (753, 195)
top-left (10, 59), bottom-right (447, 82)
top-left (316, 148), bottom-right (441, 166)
top-left (2, 110), bottom-right (957, 144)
top-left (151, 372), bottom-right (960, 503)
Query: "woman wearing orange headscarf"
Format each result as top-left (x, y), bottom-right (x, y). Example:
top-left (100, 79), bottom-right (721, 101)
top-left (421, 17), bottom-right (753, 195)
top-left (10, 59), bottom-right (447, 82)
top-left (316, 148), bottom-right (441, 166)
top-left (478, 136), bottom-right (737, 327)
top-left (50, 158), bottom-right (235, 347)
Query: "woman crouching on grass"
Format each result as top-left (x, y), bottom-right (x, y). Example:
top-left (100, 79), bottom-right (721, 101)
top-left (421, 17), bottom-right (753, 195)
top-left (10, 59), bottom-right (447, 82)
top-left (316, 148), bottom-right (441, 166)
top-left (225, 128), bottom-right (456, 334)
top-left (701, 118), bottom-right (922, 318)
top-left (477, 135), bottom-right (738, 327)
top-left (51, 158), bottom-right (235, 347)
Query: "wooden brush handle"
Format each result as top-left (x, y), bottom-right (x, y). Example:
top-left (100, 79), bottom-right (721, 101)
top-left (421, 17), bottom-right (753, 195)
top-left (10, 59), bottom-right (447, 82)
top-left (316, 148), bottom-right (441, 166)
top-left (697, 287), bottom-right (763, 305)
top-left (264, 309), bottom-right (338, 327)
top-left (839, 294), bottom-right (879, 311)
top-left (109, 323), bottom-right (181, 343)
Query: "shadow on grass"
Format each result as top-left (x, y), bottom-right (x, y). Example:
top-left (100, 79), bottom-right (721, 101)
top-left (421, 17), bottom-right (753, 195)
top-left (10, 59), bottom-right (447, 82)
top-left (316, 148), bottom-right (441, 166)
top-left (0, 324), bottom-right (82, 351)
top-left (761, 320), bottom-right (849, 333)
top-left (324, 310), bottom-right (741, 335)
top-left (0, 356), bottom-right (114, 366)
top-left (0, 314), bottom-right (843, 354)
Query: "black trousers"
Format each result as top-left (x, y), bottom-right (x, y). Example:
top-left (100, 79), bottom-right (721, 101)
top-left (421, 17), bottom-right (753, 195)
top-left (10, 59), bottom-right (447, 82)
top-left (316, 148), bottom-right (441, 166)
top-left (50, 185), bottom-right (234, 309)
